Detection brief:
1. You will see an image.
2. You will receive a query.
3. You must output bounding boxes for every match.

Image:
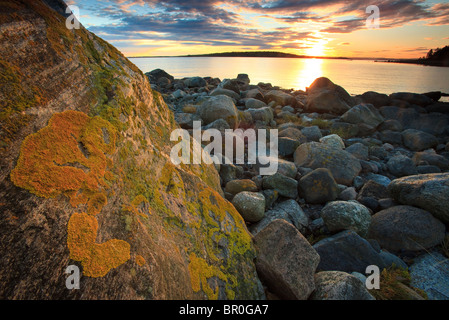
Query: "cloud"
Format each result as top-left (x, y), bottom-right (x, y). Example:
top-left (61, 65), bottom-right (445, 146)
top-left (81, 0), bottom-right (449, 55)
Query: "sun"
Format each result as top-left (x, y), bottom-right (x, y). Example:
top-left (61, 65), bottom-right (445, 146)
top-left (306, 42), bottom-right (325, 57)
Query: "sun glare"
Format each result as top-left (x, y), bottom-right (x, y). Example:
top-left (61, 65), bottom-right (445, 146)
top-left (306, 42), bottom-right (325, 57)
top-left (297, 58), bottom-right (324, 91)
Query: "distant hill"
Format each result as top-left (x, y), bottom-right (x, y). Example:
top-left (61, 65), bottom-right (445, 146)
top-left (129, 51), bottom-right (350, 60)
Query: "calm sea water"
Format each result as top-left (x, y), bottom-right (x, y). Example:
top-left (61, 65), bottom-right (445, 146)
top-left (129, 57), bottom-right (449, 99)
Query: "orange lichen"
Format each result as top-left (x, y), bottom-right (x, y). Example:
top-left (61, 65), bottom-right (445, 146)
top-left (136, 255), bottom-right (146, 266)
top-left (87, 192), bottom-right (107, 215)
top-left (67, 212), bottom-right (130, 278)
top-left (11, 110), bottom-right (131, 278)
top-left (11, 110), bottom-right (116, 202)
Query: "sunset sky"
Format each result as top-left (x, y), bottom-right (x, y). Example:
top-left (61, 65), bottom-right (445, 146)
top-left (66, 0), bottom-right (449, 59)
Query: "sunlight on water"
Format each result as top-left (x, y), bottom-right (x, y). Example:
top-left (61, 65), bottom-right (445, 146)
top-left (294, 59), bottom-right (323, 91)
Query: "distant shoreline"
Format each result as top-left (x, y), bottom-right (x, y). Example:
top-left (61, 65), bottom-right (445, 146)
top-left (127, 51), bottom-right (356, 60)
top-left (375, 59), bottom-right (449, 67)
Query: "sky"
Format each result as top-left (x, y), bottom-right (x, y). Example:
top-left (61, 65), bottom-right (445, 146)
top-left (66, 0), bottom-right (449, 59)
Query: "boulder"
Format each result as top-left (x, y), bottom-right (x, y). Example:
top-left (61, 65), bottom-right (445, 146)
top-left (388, 173), bottom-right (449, 224)
top-left (378, 119), bottom-right (403, 132)
top-left (320, 201), bottom-right (372, 237)
top-left (278, 137), bottom-right (301, 157)
top-left (232, 192), bottom-right (266, 223)
top-left (244, 88), bottom-right (264, 101)
top-left (301, 126), bottom-right (322, 142)
top-left (254, 220), bottom-right (320, 300)
top-left (203, 118), bottom-right (231, 131)
top-left (345, 143), bottom-right (369, 160)
top-left (294, 142), bottom-right (362, 186)
top-left (367, 206), bottom-right (445, 252)
top-left (246, 107), bottom-right (274, 125)
top-left (250, 200), bottom-right (309, 235)
top-left (310, 271), bottom-right (375, 300)
top-left (359, 91), bottom-right (391, 108)
top-left (0, 1), bottom-right (264, 300)
top-left (298, 168), bottom-right (339, 204)
top-left (225, 179), bottom-right (258, 196)
top-left (265, 90), bottom-right (296, 107)
top-left (210, 87), bottom-right (240, 100)
top-left (145, 68), bottom-right (174, 83)
top-left (340, 104), bottom-right (384, 128)
top-left (313, 230), bottom-right (386, 274)
top-left (262, 173), bottom-right (298, 199)
top-left (245, 98), bottom-right (267, 109)
top-left (197, 95), bottom-right (239, 129)
top-left (305, 77), bottom-right (356, 115)
top-left (357, 180), bottom-right (389, 201)
top-left (410, 252), bottom-right (449, 300)
top-left (279, 127), bottom-right (307, 142)
top-left (184, 76), bottom-right (207, 88)
top-left (220, 163), bottom-right (244, 185)
top-left (330, 122), bottom-right (359, 139)
top-left (412, 151), bottom-right (449, 171)
top-left (174, 113), bottom-right (202, 129)
top-left (386, 155), bottom-right (418, 177)
top-left (319, 134), bottom-right (345, 150)
top-left (390, 92), bottom-right (435, 107)
top-left (339, 187), bottom-right (357, 201)
top-left (401, 129), bottom-right (438, 152)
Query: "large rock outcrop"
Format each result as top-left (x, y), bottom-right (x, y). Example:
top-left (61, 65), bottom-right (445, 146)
top-left (0, 0), bottom-right (263, 300)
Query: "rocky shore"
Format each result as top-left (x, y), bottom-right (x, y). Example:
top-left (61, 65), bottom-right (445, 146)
top-left (148, 69), bottom-right (449, 300)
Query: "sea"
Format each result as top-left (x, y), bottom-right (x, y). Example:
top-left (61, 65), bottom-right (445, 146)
top-left (129, 57), bottom-right (449, 101)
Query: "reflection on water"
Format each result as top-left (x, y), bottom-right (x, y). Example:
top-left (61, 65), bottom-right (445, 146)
top-left (130, 57), bottom-right (449, 96)
top-left (295, 59), bottom-right (323, 92)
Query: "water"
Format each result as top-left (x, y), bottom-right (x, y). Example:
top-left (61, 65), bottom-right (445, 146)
top-left (129, 57), bottom-right (449, 99)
